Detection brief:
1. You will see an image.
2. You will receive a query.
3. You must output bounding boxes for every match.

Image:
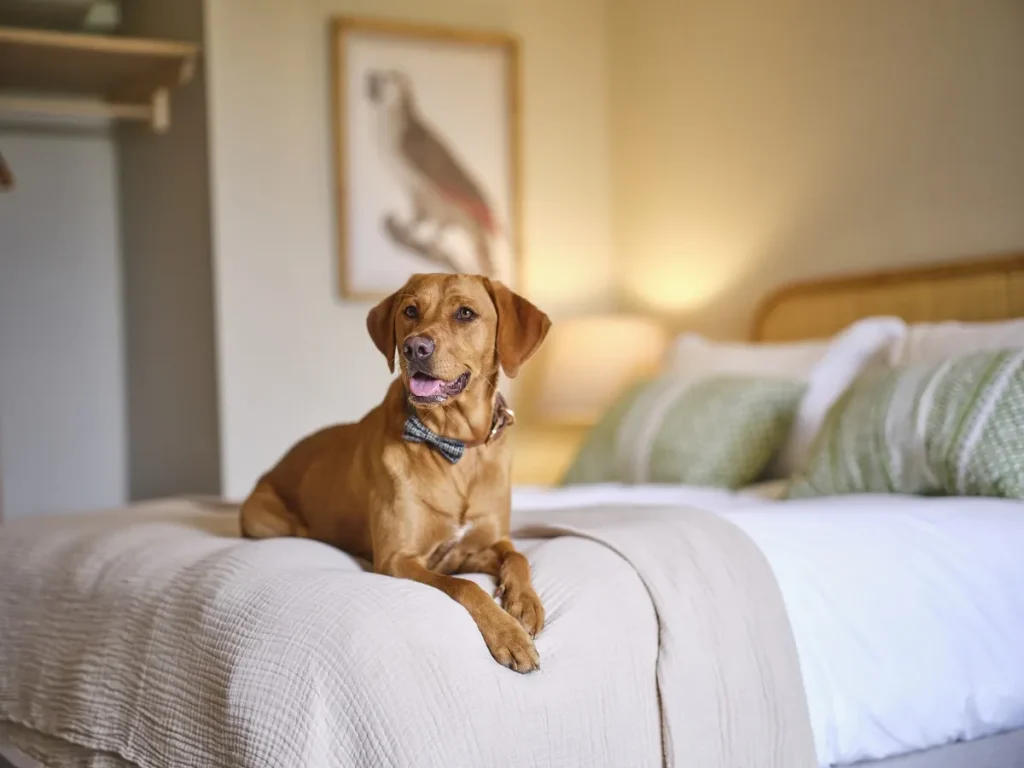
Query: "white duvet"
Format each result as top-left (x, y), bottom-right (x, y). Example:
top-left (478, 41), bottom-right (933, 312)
top-left (513, 484), bottom-right (1024, 766)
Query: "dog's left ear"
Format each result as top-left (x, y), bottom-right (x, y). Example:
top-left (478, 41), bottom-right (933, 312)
top-left (485, 279), bottom-right (552, 378)
top-left (366, 289), bottom-right (400, 373)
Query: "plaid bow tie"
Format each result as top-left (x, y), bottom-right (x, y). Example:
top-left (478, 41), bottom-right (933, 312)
top-left (403, 413), bottom-right (467, 463)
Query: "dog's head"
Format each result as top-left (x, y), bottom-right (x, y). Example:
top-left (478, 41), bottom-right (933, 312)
top-left (366, 274), bottom-right (551, 406)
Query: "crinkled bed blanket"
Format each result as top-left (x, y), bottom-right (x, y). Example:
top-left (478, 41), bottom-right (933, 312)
top-left (0, 497), bottom-right (815, 768)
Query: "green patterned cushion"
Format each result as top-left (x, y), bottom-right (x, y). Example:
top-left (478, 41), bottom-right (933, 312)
top-left (788, 349), bottom-right (1024, 499)
top-left (560, 375), bottom-right (806, 488)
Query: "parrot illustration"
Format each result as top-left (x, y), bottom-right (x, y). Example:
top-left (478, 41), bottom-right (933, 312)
top-left (366, 69), bottom-right (502, 277)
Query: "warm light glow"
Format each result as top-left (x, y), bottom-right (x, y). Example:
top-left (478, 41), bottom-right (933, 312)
top-left (622, 252), bottom-right (739, 313)
top-left (531, 314), bottom-right (669, 425)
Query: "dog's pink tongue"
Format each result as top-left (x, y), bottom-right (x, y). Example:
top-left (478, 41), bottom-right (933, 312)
top-left (410, 375), bottom-right (443, 397)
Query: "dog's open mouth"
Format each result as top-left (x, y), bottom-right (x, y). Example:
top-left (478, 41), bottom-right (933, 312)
top-left (408, 371), bottom-right (470, 403)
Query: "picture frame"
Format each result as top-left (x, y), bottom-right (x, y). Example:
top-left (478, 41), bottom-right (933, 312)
top-left (330, 16), bottom-right (522, 300)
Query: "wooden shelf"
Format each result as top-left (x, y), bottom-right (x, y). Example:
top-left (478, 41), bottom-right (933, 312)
top-left (0, 25), bottom-right (198, 132)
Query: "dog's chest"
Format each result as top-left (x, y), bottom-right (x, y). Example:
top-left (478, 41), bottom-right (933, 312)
top-left (426, 521), bottom-right (472, 570)
top-left (441, 522), bottom-right (471, 549)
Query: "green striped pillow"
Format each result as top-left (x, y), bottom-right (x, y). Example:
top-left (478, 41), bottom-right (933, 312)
top-left (560, 375), bottom-right (806, 488)
top-left (788, 349), bottom-right (1024, 499)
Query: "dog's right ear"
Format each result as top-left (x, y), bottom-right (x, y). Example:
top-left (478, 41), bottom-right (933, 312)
top-left (366, 290), bottom-right (400, 373)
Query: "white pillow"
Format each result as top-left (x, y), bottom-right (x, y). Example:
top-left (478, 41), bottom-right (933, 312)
top-left (669, 333), bottom-right (831, 378)
top-left (893, 319), bottom-right (1024, 365)
top-left (766, 316), bottom-right (907, 478)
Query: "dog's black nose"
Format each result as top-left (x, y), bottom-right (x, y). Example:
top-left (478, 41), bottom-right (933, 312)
top-left (403, 335), bottom-right (435, 362)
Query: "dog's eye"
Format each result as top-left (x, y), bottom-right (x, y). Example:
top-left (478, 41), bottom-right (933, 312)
top-left (403, 305), bottom-right (418, 319)
top-left (455, 307), bottom-right (476, 322)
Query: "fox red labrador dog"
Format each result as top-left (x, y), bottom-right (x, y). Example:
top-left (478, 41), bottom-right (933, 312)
top-left (239, 273), bottom-right (551, 672)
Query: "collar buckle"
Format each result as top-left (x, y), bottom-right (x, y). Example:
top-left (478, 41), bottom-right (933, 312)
top-left (486, 402), bottom-right (515, 444)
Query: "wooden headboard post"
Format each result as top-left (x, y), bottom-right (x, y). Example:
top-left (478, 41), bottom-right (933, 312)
top-left (750, 253), bottom-right (1024, 343)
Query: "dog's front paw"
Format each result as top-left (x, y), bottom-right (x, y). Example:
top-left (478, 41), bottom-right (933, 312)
top-left (497, 579), bottom-right (545, 638)
top-left (481, 610), bottom-right (540, 674)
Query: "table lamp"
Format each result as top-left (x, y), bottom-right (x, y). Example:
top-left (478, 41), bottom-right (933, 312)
top-left (530, 314), bottom-right (669, 427)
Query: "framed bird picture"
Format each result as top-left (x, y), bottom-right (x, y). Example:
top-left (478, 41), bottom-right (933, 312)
top-left (331, 16), bottom-right (522, 299)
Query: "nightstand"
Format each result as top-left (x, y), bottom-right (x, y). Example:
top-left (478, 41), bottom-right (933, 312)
top-left (508, 424), bottom-right (589, 487)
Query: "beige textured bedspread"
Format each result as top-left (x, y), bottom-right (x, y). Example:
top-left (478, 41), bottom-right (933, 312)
top-left (0, 498), bottom-right (815, 768)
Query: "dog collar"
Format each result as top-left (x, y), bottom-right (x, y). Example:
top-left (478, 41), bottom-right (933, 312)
top-left (403, 393), bottom-right (515, 464)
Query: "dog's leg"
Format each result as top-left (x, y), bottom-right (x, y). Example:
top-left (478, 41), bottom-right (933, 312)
top-left (458, 540), bottom-right (545, 638)
top-left (492, 539), bottom-right (545, 638)
top-left (382, 554), bottom-right (540, 673)
top-left (454, 548), bottom-right (500, 577)
top-left (239, 481), bottom-right (310, 539)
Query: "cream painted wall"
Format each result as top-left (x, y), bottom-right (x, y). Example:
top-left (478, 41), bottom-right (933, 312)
top-left (204, 0), bottom-right (614, 498)
top-left (609, 0), bottom-right (1024, 339)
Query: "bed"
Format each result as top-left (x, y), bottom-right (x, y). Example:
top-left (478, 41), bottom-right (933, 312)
top-left (3, 253), bottom-right (1024, 768)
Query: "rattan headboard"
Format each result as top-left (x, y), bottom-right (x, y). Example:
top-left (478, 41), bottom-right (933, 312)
top-left (751, 253), bottom-right (1024, 342)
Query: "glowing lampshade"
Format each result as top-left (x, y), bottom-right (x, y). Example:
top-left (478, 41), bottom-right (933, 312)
top-left (531, 314), bottom-right (669, 426)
